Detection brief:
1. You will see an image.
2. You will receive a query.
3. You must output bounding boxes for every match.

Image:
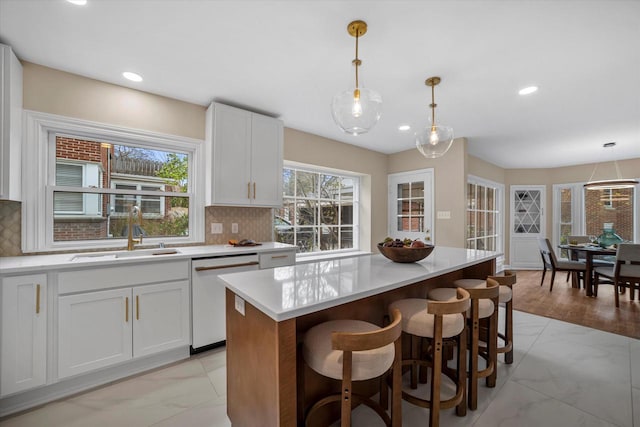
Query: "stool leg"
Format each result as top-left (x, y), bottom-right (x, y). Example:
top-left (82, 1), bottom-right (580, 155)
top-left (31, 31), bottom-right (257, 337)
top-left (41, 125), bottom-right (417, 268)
top-left (504, 300), bottom-right (514, 364)
top-left (410, 335), bottom-right (419, 389)
top-left (456, 325), bottom-right (467, 417)
top-left (392, 339), bottom-right (402, 427)
top-left (486, 305), bottom-right (498, 388)
top-left (430, 316), bottom-right (443, 427)
top-left (468, 301), bottom-right (479, 410)
top-left (341, 351), bottom-right (353, 427)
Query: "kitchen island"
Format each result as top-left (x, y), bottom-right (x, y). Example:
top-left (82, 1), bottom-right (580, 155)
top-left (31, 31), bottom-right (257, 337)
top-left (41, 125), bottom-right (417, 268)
top-left (219, 246), bottom-right (500, 427)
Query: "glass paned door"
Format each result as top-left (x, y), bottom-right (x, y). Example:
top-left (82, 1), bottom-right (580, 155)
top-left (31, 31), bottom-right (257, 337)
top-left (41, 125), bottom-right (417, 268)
top-left (510, 185), bottom-right (546, 269)
top-left (388, 170), bottom-right (434, 242)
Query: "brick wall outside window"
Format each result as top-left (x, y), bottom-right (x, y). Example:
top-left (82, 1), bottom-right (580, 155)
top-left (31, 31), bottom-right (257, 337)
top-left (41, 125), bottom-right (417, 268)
top-left (584, 188), bottom-right (634, 241)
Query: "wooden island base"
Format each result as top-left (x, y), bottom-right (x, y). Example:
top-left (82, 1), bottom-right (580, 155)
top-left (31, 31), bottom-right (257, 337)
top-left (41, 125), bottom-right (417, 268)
top-left (225, 257), bottom-right (495, 427)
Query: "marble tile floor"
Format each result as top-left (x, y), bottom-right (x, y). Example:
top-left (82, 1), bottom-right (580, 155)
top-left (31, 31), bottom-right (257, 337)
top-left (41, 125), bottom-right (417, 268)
top-left (1, 309), bottom-right (638, 427)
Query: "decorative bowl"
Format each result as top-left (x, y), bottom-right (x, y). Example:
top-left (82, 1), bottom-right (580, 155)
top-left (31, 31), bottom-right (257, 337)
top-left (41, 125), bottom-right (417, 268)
top-left (377, 243), bottom-right (435, 263)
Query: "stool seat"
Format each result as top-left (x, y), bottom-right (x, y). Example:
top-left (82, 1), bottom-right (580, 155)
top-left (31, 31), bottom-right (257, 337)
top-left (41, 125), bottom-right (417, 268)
top-left (303, 319), bottom-right (395, 381)
top-left (429, 288), bottom-right (495, 319)
top-left (388, 298), bottom-right (464, 339)
top-left (454, 279), bottom-right (512, 303)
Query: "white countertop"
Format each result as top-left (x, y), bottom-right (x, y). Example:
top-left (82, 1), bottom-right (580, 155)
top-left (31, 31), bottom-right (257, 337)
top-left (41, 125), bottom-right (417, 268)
top-left (219, 246), bottom-right (500, 321)
top-left (0, 242), bottom-right (296, 274)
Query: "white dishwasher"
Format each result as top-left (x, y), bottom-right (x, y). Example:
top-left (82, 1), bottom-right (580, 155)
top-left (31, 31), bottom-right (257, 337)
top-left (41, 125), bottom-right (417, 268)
top-left (191, 253), bottom-right (259, 351)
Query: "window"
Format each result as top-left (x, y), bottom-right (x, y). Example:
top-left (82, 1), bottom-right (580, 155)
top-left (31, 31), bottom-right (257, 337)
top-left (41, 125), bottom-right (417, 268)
top-left (274, 165), bottom-right (359, 254)
top-left (552, 183), bottom-right (638, 254)
top-left (22, 111), bottom-right (204, 252)
top-left (466, 176), bottom-right (504, 268)
top-left (585, 187), bottom-right (635, 241)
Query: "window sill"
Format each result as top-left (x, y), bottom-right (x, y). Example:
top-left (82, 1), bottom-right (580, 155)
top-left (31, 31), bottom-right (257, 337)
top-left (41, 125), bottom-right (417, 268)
top-left (295, 250), bottom-right (371, 264)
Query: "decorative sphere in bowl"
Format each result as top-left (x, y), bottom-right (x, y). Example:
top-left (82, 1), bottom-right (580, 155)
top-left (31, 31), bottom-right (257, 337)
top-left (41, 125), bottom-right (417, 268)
top-left (377, 243), bottom-right (435, 263)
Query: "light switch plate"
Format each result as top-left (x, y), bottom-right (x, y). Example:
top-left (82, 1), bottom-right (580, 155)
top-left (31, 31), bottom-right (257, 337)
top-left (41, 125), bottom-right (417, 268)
top-left (234, 295), bottom-right (245, 316)
top-left (437, 211), bottom-right (451, 219)
top-left (231, 223), bottom-right (238, 234)
top-left (211, 223), bottom-right (223, 234)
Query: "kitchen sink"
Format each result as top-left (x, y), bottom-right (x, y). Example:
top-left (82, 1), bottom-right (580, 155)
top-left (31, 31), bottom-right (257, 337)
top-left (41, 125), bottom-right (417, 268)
top-left (70, 248), bottom-right (180, 261)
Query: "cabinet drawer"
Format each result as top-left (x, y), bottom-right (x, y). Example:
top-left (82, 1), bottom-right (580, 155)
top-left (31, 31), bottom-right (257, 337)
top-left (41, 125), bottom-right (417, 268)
top-left (58, 260), bottom-right (189, 294)
top-left (259, 251), bottom-right (295, 269)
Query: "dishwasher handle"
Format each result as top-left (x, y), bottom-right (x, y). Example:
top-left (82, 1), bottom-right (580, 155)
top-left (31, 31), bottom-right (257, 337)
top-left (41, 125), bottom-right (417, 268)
top-left (194, 261), bottom-right (260, 272)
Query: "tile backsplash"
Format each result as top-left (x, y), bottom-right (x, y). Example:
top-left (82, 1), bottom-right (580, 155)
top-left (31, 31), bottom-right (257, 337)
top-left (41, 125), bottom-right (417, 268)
top-left (0, 200), bottom-right (22, 256)
top-left (0, 201), bottom-right (274, 257)
top-left (204, 206), bottom-right (274, 244)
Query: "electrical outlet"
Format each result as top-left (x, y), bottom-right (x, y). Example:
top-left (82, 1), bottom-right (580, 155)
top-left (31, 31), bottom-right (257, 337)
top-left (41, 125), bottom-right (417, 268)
top-left (234, 295), bottom-right (245, 316)
top-left (232, 223), bottom-right (239, 234)
top-left (437, 211), bottom-right (451, 219)
top-left (211, 223), bottom-right (223, 234)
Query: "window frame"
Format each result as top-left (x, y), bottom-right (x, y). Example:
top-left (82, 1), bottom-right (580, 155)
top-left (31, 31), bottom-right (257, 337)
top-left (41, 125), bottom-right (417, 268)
top-left (552, 181), bottom-right (639, 255)
top-left (467, 175), bottom-right (505, 270)
top-left (22, 110), bottom-right (205, 253)
top-left (276, 161), bottom-right (361, 256)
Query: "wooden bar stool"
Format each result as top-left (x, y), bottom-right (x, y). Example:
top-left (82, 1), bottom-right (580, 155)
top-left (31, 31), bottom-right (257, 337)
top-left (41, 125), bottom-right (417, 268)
top-left (454, 271), bottom-right (517, 364)
top-left (301, 309), bottom-right (403, 427)
top-left (429, 279), bottom-right (499, 410)
top-left (388, 288), bottom-right (470, 427)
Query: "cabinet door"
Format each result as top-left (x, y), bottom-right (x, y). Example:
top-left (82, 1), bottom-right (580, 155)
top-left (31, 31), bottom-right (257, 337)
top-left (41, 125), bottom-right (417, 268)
top-left (58, 288), bottom-right (132, 379)
top-left (133, 281), bottom-right (189, 358)
top-left (211, 103), bottom-right (252, 205)
top-left (0, 43), bottom-right (23, 201)
top-left (1, 274), bottom-right (47, 396)
top-left (250, 114), bottom-right (283, 207)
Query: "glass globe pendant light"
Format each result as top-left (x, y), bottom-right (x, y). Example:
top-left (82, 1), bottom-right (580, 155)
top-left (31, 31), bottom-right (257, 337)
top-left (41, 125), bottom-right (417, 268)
top-left (331, 20), bottom-right (382, 136)
top-left (416, 76), bottom-right (454, 158)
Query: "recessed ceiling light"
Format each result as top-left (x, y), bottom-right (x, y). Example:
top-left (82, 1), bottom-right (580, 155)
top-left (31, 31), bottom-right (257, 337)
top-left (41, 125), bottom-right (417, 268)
top-left (66, 0), bottom-right (87, 5)
top-left (122, 72), bottom-right (143, 82)
top-left (398, 124), bottom-right (411, 132)
top-left (518, 86), bottom-right (538, 95)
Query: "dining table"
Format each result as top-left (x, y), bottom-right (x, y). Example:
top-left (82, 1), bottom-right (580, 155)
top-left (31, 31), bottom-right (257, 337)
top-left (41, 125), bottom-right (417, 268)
top-left (558, 244), bottom-right (617, 297)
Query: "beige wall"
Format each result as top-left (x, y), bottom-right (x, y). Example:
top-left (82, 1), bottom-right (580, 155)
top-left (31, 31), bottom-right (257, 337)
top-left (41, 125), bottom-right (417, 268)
top-left (388, 138), bottom-right (468, 247)
top-left (23, 62), bottom-right (206, 140)
top-left (467, 155), bottom-right (505, 184)
top-left (11, 61), bottom-right (640, 259)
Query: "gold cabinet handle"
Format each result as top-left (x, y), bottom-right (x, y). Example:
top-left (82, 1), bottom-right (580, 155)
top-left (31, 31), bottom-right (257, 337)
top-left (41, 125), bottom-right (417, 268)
top-left (125, 297), bottom-right (129, 322)
top-left (247, 182), bottom-right (251, 199)
top-left (271, 255), bottom-right (288, 259)
top-left (136, 295), bottom-right (140, 320)
top-left (36, 284), bottom-right (41, 314)
top-left (253, 182), bottom-right (256, 199)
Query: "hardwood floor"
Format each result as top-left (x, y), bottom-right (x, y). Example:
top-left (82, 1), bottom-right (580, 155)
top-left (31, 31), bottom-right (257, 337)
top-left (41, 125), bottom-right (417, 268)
top-left (512, 270), bottom-right (640, 339)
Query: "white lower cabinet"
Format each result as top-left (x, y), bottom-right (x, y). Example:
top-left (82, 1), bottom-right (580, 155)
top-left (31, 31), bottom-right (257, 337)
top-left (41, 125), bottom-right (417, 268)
top-left (58, 280), bottom-right (189, 379)
top-left (132, 281), bottom-right (190, 358)
top-left (1, 274), bottom-right (47, 396)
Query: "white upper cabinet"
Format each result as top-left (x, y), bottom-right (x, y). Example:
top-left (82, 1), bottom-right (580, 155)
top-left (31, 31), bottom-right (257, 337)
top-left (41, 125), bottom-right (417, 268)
top-left (206, 102), bottom-right (283, 207)
top-left (0, 44), bottom-right (23, 201)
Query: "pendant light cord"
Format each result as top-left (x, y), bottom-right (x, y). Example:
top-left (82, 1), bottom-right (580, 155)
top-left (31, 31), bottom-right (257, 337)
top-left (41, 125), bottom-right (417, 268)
top-left (430, 84), bottom-right (436, 125)
top-left (354, 33), bottom-right (360, 89)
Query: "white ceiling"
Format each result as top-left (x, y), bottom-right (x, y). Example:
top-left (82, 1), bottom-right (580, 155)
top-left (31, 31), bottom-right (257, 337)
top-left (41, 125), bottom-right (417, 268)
top-left (1, 0), bottom-right (639, 169)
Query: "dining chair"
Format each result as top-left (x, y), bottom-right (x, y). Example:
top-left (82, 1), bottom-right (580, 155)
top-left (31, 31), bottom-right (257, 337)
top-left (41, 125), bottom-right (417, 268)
top-left (538, 238), bottom-right (586, 291)
top-left (593, 244), bottom-right (640, 307)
